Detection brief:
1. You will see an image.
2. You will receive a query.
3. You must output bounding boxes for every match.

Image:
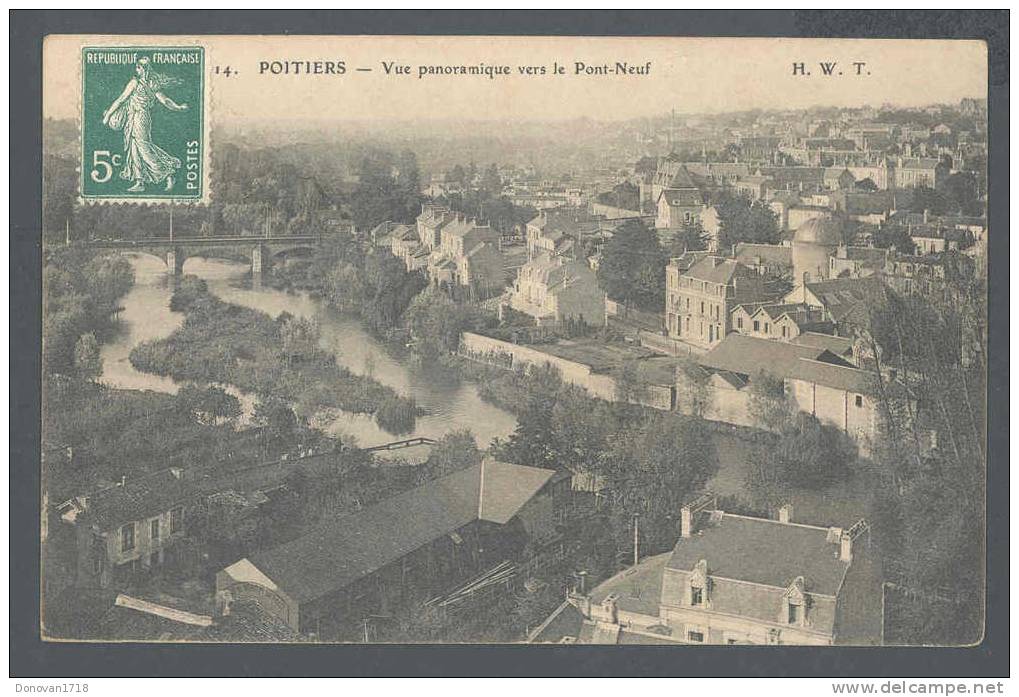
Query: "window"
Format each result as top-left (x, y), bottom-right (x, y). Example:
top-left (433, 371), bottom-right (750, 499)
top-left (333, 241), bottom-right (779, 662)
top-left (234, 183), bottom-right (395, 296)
top-left (855, 395), bottom-right (863, 408)
top-left (753, 320), bottom-right (760, 332)
top-left (700, 301), bottom-right (705, 315)
top-left (687, 630), bottom-right (705, 643)
top-left (788, 603), bottom-right (800, 624)
top-left (691, 587), bottom-right (704, 606)
top-left (764, 322), bottom-right (770, 333)
top-left (170, 507), bottom-right (183, 534)
top-left (121, 523), bottom-right (135, 553)
top-left (781, 326), bottom-right (788, 338)
top-left (737, 317), bottom-right (743, 329)
top-left (151, 518), bottom-right (160, 543)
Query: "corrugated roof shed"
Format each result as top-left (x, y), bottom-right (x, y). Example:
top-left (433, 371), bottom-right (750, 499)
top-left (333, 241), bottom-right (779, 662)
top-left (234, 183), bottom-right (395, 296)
top-left (243, 460), bottom-right (554, 603)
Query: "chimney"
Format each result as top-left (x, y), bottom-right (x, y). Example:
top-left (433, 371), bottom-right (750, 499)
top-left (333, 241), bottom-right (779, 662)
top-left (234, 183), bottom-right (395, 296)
top-left (118, 476), bottom-right (126, 487)
top-left (840, 531), bottom-right (853, 562)
top-left (731, 243), bottom-right (737, 258)
top-left (778, 504), bottom-right (793, 524)
top-left (170, 467), bottom-right (184, 480)
top-left (680, 505), bottom-right (693, 538)
top-left (576, 570), bottom-right (588, 595)
top-left (923, 209), bottom-right (929, 224)
top-left (601, 593), bottom-right (619, 624)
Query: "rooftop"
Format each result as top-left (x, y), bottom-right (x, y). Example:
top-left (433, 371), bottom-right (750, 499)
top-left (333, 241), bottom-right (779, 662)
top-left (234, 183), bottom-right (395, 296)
top-left (667, 513), bottom-right (849, 596)
top-left (682, 256), bottom-right (758, 286)
top-left (237, 459), bottom-right (555, 603)
top-left (699, 333), bottom-right (874, 394)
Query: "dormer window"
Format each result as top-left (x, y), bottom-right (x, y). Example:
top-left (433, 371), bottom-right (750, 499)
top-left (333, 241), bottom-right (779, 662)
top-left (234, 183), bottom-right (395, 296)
top-left (689, 559), bottom-right (709, 608)
top-left (782, 576), bottom-right (808, 627)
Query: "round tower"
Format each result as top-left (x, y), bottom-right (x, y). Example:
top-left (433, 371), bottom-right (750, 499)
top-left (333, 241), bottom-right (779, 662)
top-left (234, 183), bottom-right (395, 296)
top-left (792, 217), bottom-right (843, 285)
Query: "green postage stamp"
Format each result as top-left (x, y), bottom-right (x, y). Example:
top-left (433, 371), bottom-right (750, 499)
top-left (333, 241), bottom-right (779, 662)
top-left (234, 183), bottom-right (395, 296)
top-left (80, 45), bottom-right (208, 203)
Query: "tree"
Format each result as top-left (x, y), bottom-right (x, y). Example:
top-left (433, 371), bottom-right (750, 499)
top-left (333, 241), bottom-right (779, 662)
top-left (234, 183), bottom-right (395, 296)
top-left (747, 369), bottom-right (791, 432)
top-left (169, 275), bottom-right (210, 312)
top-left (402, 288), bottom-right (488, 357)
top-left (492, 366), bottom-right (565, 470)
top-left (254, 396), bottom-right (299, 454)
top-left (480, 163), bottom-right (502, 195)
top-left (856, 177), bottom-right (879, 192)
top-left (606, 414), bottom-right (719, 554)
top-left (417, 429), bottom-right (481, 483)
top-left (613, 358), bottom-right (645, 405)
top-left (871, 224), bottom-right (916, 255)
top-left (669, 219), bottom-right (708, 255)
top-left (279, 315), bottom-right (320, 366)
top-left (674, 358), bottom-right (709, 418)
top-left (596, 219), bottom-right (668, 312)
top-left (177, 383), bottom-right (242, 426)
top-left (712, 189), bottom-right (780, 248)
top-left (73, 332), bottom-right (102, 382)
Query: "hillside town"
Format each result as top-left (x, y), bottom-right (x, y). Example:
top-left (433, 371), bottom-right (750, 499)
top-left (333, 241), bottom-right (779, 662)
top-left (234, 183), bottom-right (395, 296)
top-left (42, 98), bottom-right (987, 646)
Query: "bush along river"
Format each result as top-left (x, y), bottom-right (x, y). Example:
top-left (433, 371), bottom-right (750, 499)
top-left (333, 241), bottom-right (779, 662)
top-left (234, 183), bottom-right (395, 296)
top-left (100, 253), bottom-right (519, 448)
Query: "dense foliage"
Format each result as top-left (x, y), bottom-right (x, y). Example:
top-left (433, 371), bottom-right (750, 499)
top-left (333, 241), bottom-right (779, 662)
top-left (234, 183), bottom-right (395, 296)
top-left (595, 219), bottom-right (668, 312)
top-left (129, 276), bottom-right (421, 433)
top-left (43, 249), bottom-right (135, 376)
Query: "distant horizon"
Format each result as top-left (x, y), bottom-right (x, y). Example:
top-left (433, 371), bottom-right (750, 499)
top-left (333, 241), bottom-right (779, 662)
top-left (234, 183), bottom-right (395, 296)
top-left (44, 94), bottom-right (986, 130)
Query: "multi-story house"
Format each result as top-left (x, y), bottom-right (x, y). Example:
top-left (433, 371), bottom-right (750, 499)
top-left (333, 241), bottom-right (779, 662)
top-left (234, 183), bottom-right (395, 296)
top-left (508, 255), bottom-right (606, 327)
top-left (530, 496), bottom-right (882, 645)
top-left (416, 204), bottom-right (455, 251)
top-left (882, 250), bottom-right (976, 298)
top-left (892, 157), bottom-right (948, 189)
top-left (524, 208), bottom-right (599, 260)
top-left (427, 217), bottom-right (505, 296)
top-left (59, 468), bottom-right (193, 589)
top-left (909, 224), bottom-right (966, 255)
top-left (665, 255), bottom-right (777, 350)
top-left (827, 245), bottom-right (888, 279)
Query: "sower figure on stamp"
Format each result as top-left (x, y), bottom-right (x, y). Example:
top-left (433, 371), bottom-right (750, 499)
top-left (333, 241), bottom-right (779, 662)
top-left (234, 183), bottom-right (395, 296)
top-left (102, 56), bottom-right (189, 193)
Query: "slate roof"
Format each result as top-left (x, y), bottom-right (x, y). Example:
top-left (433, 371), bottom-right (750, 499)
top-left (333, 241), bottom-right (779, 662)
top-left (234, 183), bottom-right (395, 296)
top-left (588, 552), bottom-right (671, 618)
top-left (241, 460), bottom-right (554, 603)
top-left (791, 332), bottom-right (855, 356)
top-left (666, 514), bottom-right (849, 596)
top-left (682, 256), bottom-right (758, 285)
top-left (667, 166), bottom-right (699, 190)
top-left (83, 469), bottom-right (195, 531)
top-left (803, 276), bottom-right (890, 324)
top-left (734, 243), bottom-right (793, 269)
top-left (698, 333), bottom-right (874, 394)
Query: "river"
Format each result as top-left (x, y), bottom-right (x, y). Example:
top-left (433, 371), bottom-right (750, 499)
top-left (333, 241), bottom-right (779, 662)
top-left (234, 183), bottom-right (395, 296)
top-left (99, 253), bottom-right (519, 449)
top-left (100, 254), bottom-right (869, 525)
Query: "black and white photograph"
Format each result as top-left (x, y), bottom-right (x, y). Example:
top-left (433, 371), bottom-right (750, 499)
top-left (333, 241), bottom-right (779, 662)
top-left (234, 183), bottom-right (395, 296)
top-left (11, 10), bottom-right (1008, 683)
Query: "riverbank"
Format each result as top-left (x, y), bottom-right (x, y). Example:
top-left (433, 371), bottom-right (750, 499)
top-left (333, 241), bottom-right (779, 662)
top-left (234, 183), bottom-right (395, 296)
top-left (129, 276), bottom-right (422, 434)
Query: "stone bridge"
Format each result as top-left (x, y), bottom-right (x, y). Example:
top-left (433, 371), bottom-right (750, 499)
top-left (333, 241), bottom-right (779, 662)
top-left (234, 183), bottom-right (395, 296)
top-left (85, 234), bottom-right (325, 276)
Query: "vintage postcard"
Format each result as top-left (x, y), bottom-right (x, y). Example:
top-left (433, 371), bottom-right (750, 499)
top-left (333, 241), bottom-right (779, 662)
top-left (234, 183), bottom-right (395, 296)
top-left (40, 34), bottom-right (988, 647)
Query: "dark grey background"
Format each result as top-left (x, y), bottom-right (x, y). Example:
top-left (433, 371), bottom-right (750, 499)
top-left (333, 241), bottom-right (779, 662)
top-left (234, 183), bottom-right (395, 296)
top-left (11, 9), bottom-right (1009, 678)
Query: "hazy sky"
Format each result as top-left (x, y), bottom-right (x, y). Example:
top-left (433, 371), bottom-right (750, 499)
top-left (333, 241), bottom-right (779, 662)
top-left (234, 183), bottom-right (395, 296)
top-left (45, 35), bottom-right (987, 124)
